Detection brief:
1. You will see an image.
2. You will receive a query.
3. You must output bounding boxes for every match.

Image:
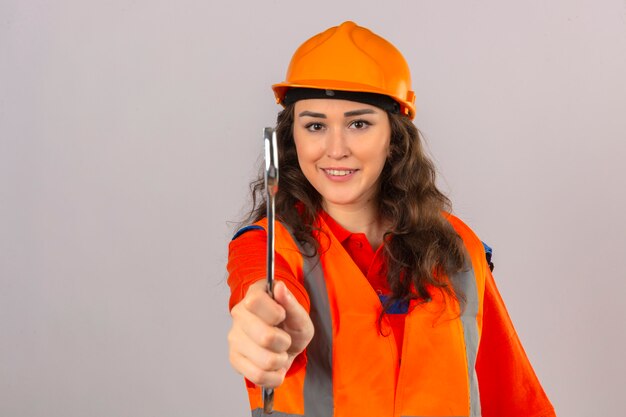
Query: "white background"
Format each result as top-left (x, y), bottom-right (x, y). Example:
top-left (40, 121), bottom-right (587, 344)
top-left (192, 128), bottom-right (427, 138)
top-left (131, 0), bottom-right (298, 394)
top-left (1, 1), bottom-right (625, 416)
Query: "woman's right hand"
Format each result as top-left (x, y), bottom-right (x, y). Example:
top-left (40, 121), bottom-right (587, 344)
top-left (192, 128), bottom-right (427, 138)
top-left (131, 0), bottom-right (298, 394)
top-left (228, 280), bottom-right (314, 388)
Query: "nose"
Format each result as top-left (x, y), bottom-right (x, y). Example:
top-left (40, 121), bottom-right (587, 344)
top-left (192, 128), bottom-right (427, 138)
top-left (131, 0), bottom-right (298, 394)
top-left (326, 128), bottom-right (350, 159)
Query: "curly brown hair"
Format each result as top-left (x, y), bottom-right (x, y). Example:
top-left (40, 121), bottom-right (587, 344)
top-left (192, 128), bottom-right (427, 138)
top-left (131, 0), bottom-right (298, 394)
top-left (245, 103), bottom-right (467, 308)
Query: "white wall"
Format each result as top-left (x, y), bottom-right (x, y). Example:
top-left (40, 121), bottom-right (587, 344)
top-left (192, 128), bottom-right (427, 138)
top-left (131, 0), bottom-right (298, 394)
top-left (1, 1), bottom-right (625, 416)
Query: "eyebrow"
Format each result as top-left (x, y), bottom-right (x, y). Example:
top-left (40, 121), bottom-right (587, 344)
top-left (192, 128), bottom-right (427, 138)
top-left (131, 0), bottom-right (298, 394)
top-left (297, 108), bottom-right (377, 118)
top-left (298, 111), bottom-right (326, 118)
top-left (344, 109), bottom-right (376, 117)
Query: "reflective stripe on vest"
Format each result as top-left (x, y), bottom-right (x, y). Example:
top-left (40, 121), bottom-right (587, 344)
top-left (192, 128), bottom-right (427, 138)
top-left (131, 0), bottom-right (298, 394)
top-left (252, 410), bottom-right (302, 417)
top-left (244, 214), bottom-right (485, 417)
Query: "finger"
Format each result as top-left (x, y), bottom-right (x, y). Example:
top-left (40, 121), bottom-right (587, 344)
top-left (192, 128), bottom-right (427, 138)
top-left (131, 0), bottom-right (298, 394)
top-left (272, 281), bottom-right (315, 355)
top-left (243, 283), bottom-right (286, 326)
top-left (232, 304), bottom-right (292, 352)
top-left (230, 328), bottom-right (290, 373)
top-left (229, 350), bottom-right (287, 388)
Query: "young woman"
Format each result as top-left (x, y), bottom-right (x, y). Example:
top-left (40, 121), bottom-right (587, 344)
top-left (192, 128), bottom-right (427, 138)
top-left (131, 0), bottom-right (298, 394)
top-left (227, 21), bottom-right (555, 417)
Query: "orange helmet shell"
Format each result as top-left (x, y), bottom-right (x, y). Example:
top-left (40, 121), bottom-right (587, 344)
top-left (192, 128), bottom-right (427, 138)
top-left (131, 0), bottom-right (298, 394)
top-left (272, 21), bottom-right (416, 119)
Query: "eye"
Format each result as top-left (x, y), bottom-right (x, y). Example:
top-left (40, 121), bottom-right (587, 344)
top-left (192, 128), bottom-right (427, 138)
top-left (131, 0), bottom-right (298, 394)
top-left (349, 119), bottom-right (371, 130)
top-left (305, 122), bottom-right (325, 132)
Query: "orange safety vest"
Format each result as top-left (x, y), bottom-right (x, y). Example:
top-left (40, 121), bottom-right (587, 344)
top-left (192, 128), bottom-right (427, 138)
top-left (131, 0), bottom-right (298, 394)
top-left (246, 214), bottom-right (488, 417)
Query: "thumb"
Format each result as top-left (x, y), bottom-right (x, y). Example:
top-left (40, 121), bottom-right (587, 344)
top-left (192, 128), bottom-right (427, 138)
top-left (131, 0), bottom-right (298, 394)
top-left (272, 281), bottom-right (303, 320)
top-left (273, 281), bottom-right (312, 331)
top-left (272, 281), bottom-right (314, 355)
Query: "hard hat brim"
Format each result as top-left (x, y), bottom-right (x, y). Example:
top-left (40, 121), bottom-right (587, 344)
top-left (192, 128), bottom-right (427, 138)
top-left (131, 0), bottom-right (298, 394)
top-left (272, 80), bottom-right (415, 119)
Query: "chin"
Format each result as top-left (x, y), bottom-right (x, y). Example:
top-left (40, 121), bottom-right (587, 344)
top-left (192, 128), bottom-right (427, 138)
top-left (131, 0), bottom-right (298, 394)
top-left (322, 194), bottom-right (365, 207)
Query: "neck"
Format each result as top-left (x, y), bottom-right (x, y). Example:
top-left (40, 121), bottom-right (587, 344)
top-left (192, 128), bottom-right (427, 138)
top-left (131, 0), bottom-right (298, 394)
top-left (323, 202), bottom-right (387, 250)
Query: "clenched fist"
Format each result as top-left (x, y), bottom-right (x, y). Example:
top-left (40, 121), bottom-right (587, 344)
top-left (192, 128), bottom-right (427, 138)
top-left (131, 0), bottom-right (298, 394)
top-left (228, 280), bottom-right (314, 388)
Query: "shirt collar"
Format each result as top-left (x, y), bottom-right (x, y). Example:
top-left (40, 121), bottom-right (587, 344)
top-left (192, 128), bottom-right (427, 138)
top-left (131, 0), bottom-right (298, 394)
top-left (318, 210), bottom-right (352, 244)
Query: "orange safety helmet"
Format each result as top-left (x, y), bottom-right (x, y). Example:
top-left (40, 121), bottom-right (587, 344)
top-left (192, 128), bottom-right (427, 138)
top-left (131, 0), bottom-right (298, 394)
top-left (272, 21), bottom-right (416, 119)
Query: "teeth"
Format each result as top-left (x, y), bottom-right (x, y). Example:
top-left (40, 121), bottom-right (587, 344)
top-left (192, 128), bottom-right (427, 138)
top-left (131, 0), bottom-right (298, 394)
top-left (325, 169), bottom-right (354, 176)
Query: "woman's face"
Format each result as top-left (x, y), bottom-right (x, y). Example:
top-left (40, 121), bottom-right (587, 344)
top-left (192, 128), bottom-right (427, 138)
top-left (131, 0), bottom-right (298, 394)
top-left (293, 98), bottom-right (391, 212)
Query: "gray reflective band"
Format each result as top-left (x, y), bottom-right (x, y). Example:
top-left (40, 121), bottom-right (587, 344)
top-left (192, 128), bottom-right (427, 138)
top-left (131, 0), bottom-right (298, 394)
top-left (402, 265), bottom-right (483, 417)
top-left (252, 408), bottom-right (303, 417)
top-left (267, 224), bottom-right (333, 417)
top-left (450, 266), bottom-right (482, 417)
top-left (297, 239), bottom-right (334, 417)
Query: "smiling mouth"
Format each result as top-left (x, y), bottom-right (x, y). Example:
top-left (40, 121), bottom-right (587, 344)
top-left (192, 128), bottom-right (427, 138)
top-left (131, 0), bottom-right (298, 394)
top-left (323, 169), bottom-right (356, 176)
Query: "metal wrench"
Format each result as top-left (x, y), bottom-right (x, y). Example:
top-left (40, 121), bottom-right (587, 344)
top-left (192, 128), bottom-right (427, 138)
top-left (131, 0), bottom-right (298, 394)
top-left (263, 127), bottom-right (279, 414)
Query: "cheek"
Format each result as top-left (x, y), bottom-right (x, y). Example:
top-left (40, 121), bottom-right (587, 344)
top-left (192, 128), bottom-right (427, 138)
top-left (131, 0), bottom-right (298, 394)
top-left (370, 141), bottom-right (391, 169)
top-left (294, 136), bottom-right (320, 165)
top-left (293, 140), bottom-right (316, 180)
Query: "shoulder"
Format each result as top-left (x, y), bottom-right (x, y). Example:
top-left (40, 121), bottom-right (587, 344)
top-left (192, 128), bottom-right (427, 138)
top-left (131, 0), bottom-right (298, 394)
top-left (443, 212), bottom-right (492, 275)
top-left (231, 218), bottom-right (305, 272)
top-left (443, 213), bottom-right (483, 251)
top-left (231, 224), bottom-right (265, 241)
top-left (231, 218), bottom-right (294, 246)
